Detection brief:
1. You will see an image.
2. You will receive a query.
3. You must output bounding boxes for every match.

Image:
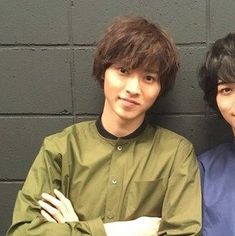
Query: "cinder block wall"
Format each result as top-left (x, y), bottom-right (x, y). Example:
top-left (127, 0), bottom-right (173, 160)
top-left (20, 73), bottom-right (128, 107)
top-left (1, 0), bottom-right (235, 234)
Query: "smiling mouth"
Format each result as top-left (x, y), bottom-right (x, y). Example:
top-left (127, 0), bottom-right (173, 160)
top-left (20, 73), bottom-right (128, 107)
top-left (119, 97), bottom-right (140, 105)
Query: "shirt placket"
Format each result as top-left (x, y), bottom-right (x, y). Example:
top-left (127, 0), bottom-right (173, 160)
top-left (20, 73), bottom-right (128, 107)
top-left (104, 139), bottom-right (127, 222)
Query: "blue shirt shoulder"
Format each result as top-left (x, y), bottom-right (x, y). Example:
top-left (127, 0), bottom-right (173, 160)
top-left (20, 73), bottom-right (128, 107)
top-left (198, 142), bottom-right (235, 236)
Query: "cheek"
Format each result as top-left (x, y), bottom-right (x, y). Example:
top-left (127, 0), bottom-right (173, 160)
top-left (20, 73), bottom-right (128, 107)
top-left (216, 96), bottom-right (232, 123)
top-left (151, 86), bottom-right (161, 99)
top-left (145, 88), bottom-right (160, 104)
top-left (104, 78), bottom-right (123, 99)
top-left (216, 95), bottom-right (228, 112)
top-left (104, 75), bottom-right (114, 91)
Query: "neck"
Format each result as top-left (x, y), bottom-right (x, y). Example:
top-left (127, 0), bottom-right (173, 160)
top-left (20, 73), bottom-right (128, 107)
top-left (101, 103), bottom-right (145, 138)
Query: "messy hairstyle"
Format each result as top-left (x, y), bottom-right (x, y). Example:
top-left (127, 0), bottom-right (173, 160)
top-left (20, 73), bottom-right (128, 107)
top-left (199, 33), bottom-right (235, 112)
top-left (93, 16), bottom-right (179, 96)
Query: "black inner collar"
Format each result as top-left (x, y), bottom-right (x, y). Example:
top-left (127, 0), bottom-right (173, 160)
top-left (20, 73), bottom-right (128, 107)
top-left (95, 116), bottom-right (147, 140)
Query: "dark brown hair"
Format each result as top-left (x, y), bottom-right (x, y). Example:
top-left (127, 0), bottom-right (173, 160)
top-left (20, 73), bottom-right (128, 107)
top-left (93, 16), bottom-right (179, 96)
top-left (199, 33), bottom-right (235, 113)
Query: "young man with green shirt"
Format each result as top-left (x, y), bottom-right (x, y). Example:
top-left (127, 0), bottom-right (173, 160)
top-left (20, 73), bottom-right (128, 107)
top-left (7, 16), bottom-right (201, 236)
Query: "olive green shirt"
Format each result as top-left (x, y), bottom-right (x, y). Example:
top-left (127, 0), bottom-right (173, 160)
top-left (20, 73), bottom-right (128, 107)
top-left (7, 120), bottom-right (201, 236)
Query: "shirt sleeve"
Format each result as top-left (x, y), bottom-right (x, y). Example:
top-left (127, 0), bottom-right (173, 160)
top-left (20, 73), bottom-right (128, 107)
top-left (6, 137), bottom-right (107, 236)
top-left (158, 139), bottom-right (202, 236)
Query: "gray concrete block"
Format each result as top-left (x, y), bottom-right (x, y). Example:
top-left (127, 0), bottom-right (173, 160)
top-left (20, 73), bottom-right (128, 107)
top-left (72, 0), bottom-right (206, 45)
top-left (0, 117), bottom-right (73, 179)
top-left (0, 182), bottom-right (23, 235)
top-left (151, 47), bottom-right (207, 114)
top-left (148, 114), bottom-right (232, 155)
top-left (210, 0), bottom-right (235, 41)
top-left (0, 0), bottom-right (69, 44)
top-left (0, 49), bottom-right (72, 114)
top-left (73, 49), bottom-right (104, 114)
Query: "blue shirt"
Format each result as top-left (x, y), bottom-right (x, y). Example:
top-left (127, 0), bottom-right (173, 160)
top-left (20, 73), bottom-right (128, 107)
top-left (199, 142), bottom-right (235, 236)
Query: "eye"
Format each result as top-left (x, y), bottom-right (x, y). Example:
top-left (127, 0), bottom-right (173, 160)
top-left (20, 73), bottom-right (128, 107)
top-left (218, 86), bottom-right (233, 95)
top-left (119, 67), bottom-right (129, 74)
top-left (143, 75), bottom-right (157, 84)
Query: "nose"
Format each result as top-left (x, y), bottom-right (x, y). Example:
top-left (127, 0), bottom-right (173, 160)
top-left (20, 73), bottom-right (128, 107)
top-left (125, 77), bottom-right (141, 96)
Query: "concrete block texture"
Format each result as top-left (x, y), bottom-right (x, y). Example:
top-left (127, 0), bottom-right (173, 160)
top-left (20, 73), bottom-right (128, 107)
top-left (0, 49), bottom-right (72, 114)
top-left (0, 183), bottom-right (23, 235)
top-left (210, 0), bottom-right (235, 41)
top-left (151, 46), bottom-right (207, 114)
top-left (0, 117), bottom-right (73, 180)
top-left (72, 0), bottom-right (206, 45)
top-left (0, 0), bottom-right (69, 44)
top-left (73, 48), bottom-right (104, 114)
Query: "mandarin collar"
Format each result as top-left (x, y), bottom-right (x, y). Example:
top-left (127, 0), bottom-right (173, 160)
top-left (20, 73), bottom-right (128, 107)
top-left (95, 116), bottom-right (147, 140)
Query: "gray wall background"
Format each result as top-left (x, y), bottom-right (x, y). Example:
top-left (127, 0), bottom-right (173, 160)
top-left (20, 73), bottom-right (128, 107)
top-left (1, 0), bottom-right (235, 234)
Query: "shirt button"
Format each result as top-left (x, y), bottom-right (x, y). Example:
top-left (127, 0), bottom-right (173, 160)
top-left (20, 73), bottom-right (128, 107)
top-left (112, 179), bottom-right (117, 184)
top-left (117, 145), bottom-right (122, 151)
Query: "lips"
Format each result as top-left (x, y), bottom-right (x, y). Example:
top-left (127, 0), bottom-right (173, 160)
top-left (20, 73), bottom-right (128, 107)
top-left (119, 97), bottom-right (140, 105)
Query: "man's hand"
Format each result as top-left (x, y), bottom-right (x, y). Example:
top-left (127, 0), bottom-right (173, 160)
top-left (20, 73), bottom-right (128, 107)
top-left (135, 216), bottom-right (161, 235)
top-left (104, 216), bottom-right (161, 236)
top-left (38, 189), bottom-right (79, 223)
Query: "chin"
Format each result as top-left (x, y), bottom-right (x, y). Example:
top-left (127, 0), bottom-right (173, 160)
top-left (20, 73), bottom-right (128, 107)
top-left (117, 114), bottom-right (135, 120)
top-left (114, 106), bottom-right (145, 121)
top-left (117, 112), bottom-right (143, 121)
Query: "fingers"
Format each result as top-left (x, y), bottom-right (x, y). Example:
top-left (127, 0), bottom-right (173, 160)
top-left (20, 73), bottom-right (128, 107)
top-left (53, 189), bottom-right (79, 222)
top-left (41, 209), bottom-right (56, 223)
top-left (136, 216), bottom-right (161, 229)
top-left (134, 216), bottom-right (161, 235)
top-left (53, 190), bottom-right (79, 222)
top-left (54, 189), bottom-right (73, 213)
top-left (41, 192), bottom-right (61, 207)
top-left (41, 191), bottom-right (68, 218)
top-left (38, 189), bottom-right (79, 223)
top-left (38, 200), bottom-right (65, 223)
top-left (54, 189), bottom-right (68, 202)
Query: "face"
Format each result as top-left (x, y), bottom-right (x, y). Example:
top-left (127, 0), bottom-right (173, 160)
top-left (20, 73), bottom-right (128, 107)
top-left (102, 64), bottom-right (161, 125)
top-left (216, 81), bottom-right (235, 135)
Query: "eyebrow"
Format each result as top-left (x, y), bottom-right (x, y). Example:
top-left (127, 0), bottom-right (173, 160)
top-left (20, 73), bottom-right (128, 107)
top-left (144, 70), bottom-right (158, 75)
top-left (217, 81), bottom-right (228, 85)
top-left (217, 81), bottom-right (225, 85)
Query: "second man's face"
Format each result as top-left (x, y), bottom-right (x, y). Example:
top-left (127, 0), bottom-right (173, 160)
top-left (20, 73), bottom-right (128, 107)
top-left (217, 81), bottom-right (235, 135)
top-left (102, 64), bottom-right (161, 124)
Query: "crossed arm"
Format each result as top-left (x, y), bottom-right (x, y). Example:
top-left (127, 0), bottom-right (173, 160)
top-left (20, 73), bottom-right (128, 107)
top-left (38, 189), bottom-right (161, 236)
